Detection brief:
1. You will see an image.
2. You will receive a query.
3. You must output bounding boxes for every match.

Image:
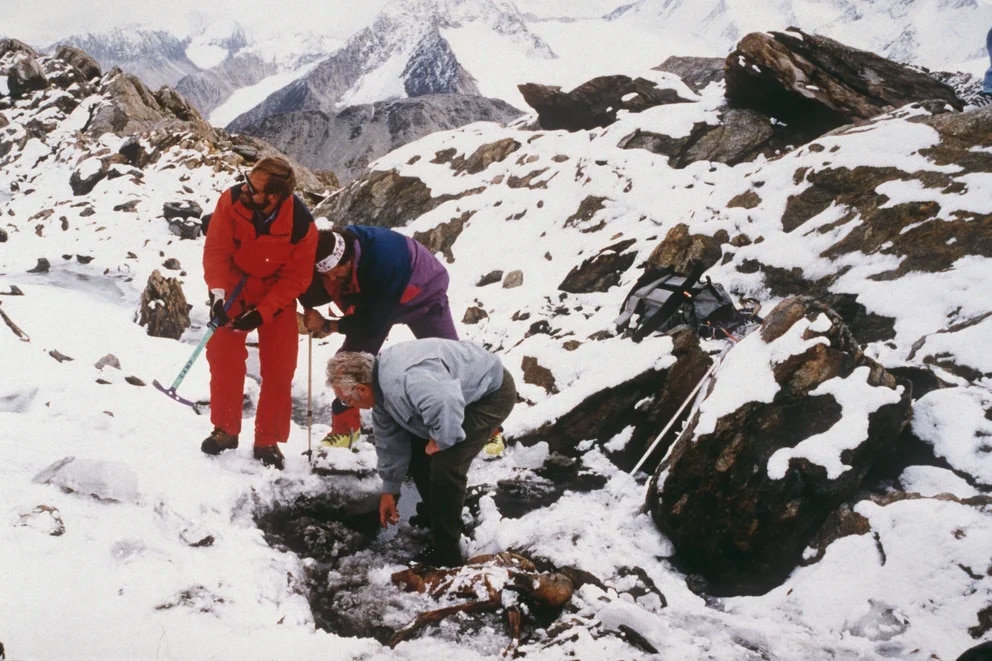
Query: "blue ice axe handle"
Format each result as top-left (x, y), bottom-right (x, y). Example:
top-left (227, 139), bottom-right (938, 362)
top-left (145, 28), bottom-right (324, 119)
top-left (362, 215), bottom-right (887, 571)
top-left (153, 277), bottom-right (247, 411)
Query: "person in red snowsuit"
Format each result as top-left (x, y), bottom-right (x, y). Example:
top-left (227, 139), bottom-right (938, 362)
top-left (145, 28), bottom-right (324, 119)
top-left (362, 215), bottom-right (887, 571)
top-left (200, 157), bottom-right (317, 469)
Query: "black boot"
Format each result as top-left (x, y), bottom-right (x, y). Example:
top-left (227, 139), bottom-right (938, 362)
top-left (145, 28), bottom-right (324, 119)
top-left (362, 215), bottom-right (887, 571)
top-left (412, 543), bottom-right (462, 568)
top-left (253, 445), bottom-right (285, 470)
top-left (408, 502), bottom-right (431, 530)
top-left (201, 428), bottom-right (238, 455)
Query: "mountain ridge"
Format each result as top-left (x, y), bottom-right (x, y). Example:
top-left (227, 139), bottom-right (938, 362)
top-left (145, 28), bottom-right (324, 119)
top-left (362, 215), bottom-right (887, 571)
top-left (30, 0), bottom-right (992, 125)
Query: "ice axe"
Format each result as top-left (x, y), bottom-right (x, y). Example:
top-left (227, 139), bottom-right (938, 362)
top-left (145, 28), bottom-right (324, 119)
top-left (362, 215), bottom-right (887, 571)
top-left (153, 276), bottom-right (247, 412)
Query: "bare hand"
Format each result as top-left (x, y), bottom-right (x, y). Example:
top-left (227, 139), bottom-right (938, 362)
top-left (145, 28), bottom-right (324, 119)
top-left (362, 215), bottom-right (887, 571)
top-left (425, 439), bottom-right (440, 456)
top-left (379, 493), bottom-right (400, 528)
top-left (303, 308), bottom-right (326, 333)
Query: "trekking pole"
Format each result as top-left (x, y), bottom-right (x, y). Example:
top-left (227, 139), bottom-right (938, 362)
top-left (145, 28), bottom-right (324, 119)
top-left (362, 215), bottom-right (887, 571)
top-left (611, 349), bottom-right (727, 499)
top-left (304, 330), bottom-right (314, 464)
top-left (153, 276), bottom-right (247, 410)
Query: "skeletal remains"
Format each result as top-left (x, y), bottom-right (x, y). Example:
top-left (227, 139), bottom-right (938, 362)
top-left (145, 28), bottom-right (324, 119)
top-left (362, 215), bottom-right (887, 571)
top-left (388, 551), bottom-right (574, 654)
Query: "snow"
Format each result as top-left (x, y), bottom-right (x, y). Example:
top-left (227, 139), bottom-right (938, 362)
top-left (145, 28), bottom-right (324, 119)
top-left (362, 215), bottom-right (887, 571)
top-left (1, 4), bottom-right (992, 661)
top-left (767, 366), bottom-right (905, 480)
top-left (694, 315), bottom-right (829, 439)
top-left (337, 52), bottom-right (412, 108)
top-left (209, 62), bottom-right (322, 127)
top-left (185, 43), bottom-right (228, 70)
top-left (913, 386), bottom-right (992, 484)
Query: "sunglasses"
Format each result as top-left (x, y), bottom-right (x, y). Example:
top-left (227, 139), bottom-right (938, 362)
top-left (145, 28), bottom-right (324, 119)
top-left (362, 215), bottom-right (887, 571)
top-left (241, 169), bottom-right (262, 197)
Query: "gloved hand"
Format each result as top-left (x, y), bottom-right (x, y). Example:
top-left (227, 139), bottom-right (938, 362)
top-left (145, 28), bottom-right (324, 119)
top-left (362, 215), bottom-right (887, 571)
top-left (231, 307), bottom-right (263, 331)
top-left (208, 288), bottom-right (228, 326)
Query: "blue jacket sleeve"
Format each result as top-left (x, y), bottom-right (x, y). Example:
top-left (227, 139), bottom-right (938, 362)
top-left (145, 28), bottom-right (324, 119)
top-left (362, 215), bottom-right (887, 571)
top-left (373, 406), bottom-right (412, 495)
top-left (404, 369), bottom-right (466, 451)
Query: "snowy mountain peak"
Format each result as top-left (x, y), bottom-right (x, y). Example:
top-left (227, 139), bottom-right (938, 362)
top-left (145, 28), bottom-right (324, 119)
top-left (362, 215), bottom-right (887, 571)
top-left (224, 0), bottom-right (551, 131)
top-left (51, 28), bottom-right (200, 90)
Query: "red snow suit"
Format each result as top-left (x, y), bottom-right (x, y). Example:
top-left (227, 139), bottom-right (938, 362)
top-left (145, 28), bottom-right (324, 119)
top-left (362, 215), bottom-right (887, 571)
top-left (202, 185), bottom-right (317, 447)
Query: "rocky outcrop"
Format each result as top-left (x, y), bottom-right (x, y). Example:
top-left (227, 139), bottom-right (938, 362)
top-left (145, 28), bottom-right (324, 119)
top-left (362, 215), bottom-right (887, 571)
top-left (645, 223), bottom-right (723, 275)
top-left (725, 28), bottom-right (963, 135)
top-left (0, 43), bottom-right (327, 205)
top-left (54, 44), bottom-right (102, 81)
top-left (314, 169), bottom-right (447, 229)
top-left (138, 270), bottom-right (191, 340)
top-left (620, 28), bottom-right (964, 170)
top-left (616, 104), bottom-right (778, 169)
top-left (88, 68), bottom-right (210, 136)
top-left (0, 38), bottom-right (35, 59)
top-left (558, 239), bottom-right (637, 294)
top-left (7, 54), bottom-right (49, 100)
top-left (519, 75), bottom-right (695, 132)
top-left (654, 56), bottom-right (725, 94)
top-left (646, 297), bottom-right (912, 595)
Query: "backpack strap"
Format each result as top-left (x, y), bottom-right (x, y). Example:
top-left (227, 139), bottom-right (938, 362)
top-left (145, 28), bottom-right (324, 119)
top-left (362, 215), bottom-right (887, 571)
top-left (289, 195), bottom-right (314, 244)
top-left (629, 262), bottom-right (707, 342)
top-left (613, 267), bottom-right (675, 329)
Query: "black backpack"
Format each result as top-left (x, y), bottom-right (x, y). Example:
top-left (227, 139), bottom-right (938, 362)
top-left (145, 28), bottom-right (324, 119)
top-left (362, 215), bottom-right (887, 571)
top-left (614, 265), bottom-right (758, 342)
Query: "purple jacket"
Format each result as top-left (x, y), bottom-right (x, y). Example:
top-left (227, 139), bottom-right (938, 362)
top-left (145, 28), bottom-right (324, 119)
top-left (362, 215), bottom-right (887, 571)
top-left (298, 225), bottom-right (450, 338)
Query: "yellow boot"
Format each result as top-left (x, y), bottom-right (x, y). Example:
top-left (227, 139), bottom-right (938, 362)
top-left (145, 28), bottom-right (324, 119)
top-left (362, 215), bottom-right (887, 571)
top-left (321, 429), bottom-right (360, 450)
top-left (482, 430), bottom-right (505, 459)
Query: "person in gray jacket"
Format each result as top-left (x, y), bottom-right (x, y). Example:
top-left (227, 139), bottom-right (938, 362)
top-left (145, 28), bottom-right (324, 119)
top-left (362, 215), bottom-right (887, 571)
top-left (326, 338), bottom-right (516, 567)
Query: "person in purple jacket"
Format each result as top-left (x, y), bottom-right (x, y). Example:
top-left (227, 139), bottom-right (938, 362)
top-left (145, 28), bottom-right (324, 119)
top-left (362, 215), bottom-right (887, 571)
top-left (298, 226), bottom-right (460, 448)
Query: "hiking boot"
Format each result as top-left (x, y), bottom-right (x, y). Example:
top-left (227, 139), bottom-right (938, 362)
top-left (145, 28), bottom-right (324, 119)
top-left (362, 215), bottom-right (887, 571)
top-left (201, 428), bottom-right (238, 455)
top-left (253, 445), bottom-right (285, 470)
top-left (320, 429), bottom-right (359, 450)
top-left (482, 430), bottom-right (505, 459)
top-left (408, 503), bottom-right (431, 530)
top-left (412, 544), bottom-right (462, 568)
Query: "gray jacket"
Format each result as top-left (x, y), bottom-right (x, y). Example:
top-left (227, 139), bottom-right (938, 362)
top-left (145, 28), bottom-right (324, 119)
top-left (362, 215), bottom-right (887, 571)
top-left (372, 339), bottom-right (504, 494)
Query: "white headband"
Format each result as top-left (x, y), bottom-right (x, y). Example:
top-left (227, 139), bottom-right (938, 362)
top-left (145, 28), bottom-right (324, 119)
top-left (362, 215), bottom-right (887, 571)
top-left (315, 232), bottom-right (346, 273)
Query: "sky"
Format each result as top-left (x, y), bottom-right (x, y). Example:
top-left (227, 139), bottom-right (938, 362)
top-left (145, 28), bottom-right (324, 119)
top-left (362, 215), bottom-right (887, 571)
top-left (0, 0), bottom-right (629, 46)
top-left (2, 4), bottom-right (992, 661)
top-left (0, 0), bottom-right (390, 45)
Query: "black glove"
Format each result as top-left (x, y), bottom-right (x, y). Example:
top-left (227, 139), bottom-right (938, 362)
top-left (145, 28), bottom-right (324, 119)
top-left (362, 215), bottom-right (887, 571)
top-left (231, 307), bottom-right (263, 331)
top-left (208, 288), bottom-right (228, 326)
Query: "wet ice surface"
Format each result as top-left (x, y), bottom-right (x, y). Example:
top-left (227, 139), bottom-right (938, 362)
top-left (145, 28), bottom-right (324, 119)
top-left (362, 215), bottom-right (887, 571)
top-left (8, 269), bottom-right (131, 304)
top-left (256, 442), bottom-right (433, 643)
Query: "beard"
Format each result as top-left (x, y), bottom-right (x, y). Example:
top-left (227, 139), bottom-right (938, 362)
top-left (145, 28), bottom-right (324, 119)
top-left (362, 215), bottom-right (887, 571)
top-left (241, 194), bottom-right (265, 212)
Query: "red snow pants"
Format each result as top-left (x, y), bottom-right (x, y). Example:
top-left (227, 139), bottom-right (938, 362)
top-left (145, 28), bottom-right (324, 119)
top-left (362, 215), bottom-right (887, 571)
top-left (206, 307), bottom-right (299, 447)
